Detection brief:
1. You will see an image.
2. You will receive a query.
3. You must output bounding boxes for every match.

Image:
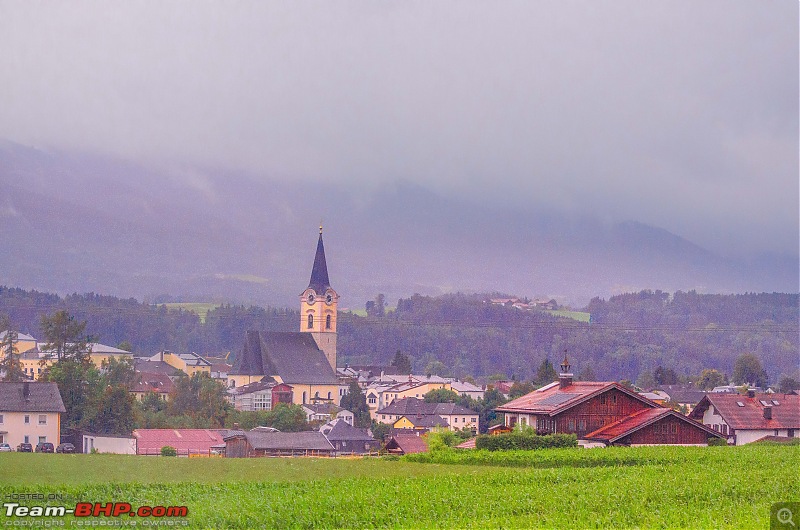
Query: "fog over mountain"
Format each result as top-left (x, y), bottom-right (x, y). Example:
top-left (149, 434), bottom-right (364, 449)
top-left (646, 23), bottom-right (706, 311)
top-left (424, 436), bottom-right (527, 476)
top-left (1, 142), bottom-right (796, 309)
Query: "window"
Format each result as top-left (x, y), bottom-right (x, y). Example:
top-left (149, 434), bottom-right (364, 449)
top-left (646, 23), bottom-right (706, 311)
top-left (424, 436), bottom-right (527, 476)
top-left (38, 415), bottom-right (47, 425)
top-left (600, 395), bottom-right (607, 405)
top-left (230, 380), bottom-right (235, 388)
top-left (38, 436), bottom-right (46, 444)
top-left (325, 315), bottom-right (331, 329)
top-left (0, 414), bottom-right (3, 424)
top-left (307, 314), bottom-right (314, 329)
top-left (302, 391), bottom-right (307, 404)
top-left (24, 415), bottom-right (30, 425)
top-left (670, 423), bottom-right (678, 434)
top-left (24, 436), bottom-right (29, 444)
top-left (327, 392), bottom-right (331, 400)
top-left (253, 393), bottom-right (271, 411)
top-left (722, 424), bottom-right (728, 435)
top-left (736, 402), bottom-right (745, 407)
top-left (368, 397), bottom-right (376, 405)
top-left (612, 394), bottom-right (617, 404)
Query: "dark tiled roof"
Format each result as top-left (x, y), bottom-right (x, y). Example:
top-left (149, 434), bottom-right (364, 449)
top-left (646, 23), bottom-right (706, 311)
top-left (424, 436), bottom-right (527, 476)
top-left (242, 430), bottom-right (335, 451)
top-left (131, 372), bottom-right (175, 394)
top-left (655, 384), bottom-right (708, 405)
top-left (0, 382), bottom-right (65, 412)
top-left (322, 420), bottom-right (375, 442)
top-left (689, 393), bottom-right (799, 430)
top-left (584, 408), bottom-right (722, 443)
top-left (377, 397), bottom-right (474, 416)
top-left (228, 377), bottom-right (280, 396)
top-left (495, 381), bottom-right (659, 416)
top-left (134, 359), bottom-right (181, 377)
top-left (261, 332), bottom-right (338, 385)
top-left (230, 331), bottom-right (338, 385)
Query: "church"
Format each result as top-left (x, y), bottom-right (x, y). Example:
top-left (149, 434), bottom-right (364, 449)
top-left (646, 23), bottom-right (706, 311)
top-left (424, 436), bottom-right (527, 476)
top-left (228, 227), bottom-right (342, 406)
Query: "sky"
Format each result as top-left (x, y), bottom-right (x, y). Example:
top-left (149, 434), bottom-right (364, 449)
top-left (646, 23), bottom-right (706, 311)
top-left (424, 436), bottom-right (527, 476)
top-left (1, 1), bottom-right (797, 258)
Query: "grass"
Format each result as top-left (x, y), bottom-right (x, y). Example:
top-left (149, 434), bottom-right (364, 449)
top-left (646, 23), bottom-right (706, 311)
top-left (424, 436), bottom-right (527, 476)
top-left (161, 303), bottom-right (221, 323)
top-left (546, 309), bottom-right (592, 322)
top-left (0, 446), bottom-right (797, 528)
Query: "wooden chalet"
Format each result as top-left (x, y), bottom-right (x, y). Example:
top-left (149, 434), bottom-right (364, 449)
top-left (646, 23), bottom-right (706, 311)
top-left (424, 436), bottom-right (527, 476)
top-left (495, 356), bottom-right (723, 446)
top-left (384, 434), bottom-right (428, 455)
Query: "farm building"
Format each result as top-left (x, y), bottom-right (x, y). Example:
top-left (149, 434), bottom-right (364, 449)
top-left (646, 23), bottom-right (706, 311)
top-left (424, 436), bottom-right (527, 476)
top-left (688, 392), bottom-right (799, 445)
top-left (495, 357), bottom-right (723, 446)
top-left (384, 434), bottom-right (428, 455)
top-left (223, 428), bottom-right (335, 457)
top-left (133, 429), bottom-right (227, 456)
top-left (320, 419), bottom-right (379, 454)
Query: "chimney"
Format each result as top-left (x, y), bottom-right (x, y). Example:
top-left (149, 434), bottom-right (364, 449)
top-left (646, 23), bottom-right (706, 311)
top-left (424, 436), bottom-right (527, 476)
top-left (763, 406), bottom-right (772, 420)
top-left (747, 389), bottom-right (755, 398)
top-left (233, 422), bottom-right (240, 430)
top-left (559, 353), bottom-right (573, 389)
top-left (23, 381), bottom-right (30, 400)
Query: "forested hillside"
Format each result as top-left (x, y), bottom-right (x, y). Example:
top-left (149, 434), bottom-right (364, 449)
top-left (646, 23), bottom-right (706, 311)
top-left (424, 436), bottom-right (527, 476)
top-left (1, 286), bottom-right (797, 385)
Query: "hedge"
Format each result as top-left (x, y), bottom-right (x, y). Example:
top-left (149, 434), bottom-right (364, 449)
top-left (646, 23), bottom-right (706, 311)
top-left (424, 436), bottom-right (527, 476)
top-left (475, 431), bottom-right (577, 451)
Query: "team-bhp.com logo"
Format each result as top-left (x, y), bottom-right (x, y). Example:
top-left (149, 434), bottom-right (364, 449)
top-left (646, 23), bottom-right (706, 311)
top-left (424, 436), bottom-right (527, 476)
top-left (4, 503), bottom-right (188, 518)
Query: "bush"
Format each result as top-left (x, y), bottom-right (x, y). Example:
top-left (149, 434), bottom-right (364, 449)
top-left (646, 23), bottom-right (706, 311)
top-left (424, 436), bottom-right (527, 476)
top-left (475, 430), bottom-right (577, 451)
top-left (160, 446), bottom-right (177, 457)
top-left (707, 437), bottom-right (727, 447)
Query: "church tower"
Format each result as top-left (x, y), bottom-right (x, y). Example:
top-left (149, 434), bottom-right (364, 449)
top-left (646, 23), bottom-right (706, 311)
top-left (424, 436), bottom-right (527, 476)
top-left (300, 226), bottom-right (338, 371)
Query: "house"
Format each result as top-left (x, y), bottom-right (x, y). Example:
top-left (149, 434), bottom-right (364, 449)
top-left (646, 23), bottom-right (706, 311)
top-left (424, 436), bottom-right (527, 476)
top-left (653, 384), bottom-right (709, 412)
top-left (392, 414), bottom-right (449, 433)
top-left (375, 397), bottom-right (478, 432)
top-left (688, 392), bottom-right (800, 445)
top-left (132, 429), bottom-right (227, 455)
top-left (227, 228), bottom-right (343, 405)
top-left (450, 379), bottom-right (485, 400)
top-left (320, 419), bottom-right (379, 454)
top-left (223, 428), bottom-right (335, 457)
top-left (302, 403), bottom-right (354, 425)
top-left (130, 372), bottom-right (175, 401)
top-left (17, 341), bottom-right (134, 380)
top-left (582, 408), bottom-right (722, 447)
top-left (227, 379), bottom-right (294, 412)
top-left (148, 351), bottom-right (211, 377)
top-left (0, 381), bottom-right (65, 448)
top-left (384, 434), bottom-right (428, 455)
top-left (0, 331), bottom-right (37, 355)
top-left (495, 357), bottom-right (723, 446)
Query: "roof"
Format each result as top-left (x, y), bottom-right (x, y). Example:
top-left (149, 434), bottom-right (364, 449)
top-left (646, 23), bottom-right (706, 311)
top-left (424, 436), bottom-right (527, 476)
top-left (228, 378), bottom-right (281, 396)
top-left (232, 430), bottom-right (335, 451)
top-left (689, 393), bottom-right (800, 430)
top-left (321, 419), bottom-right (375, 442)
top-left (584, 408), bottom-right (722, 443)
top-left (132, 429), bottom-right (227, 453)
top-left (130, 372), bottom-right (175, 394)
top-left (655, 384), bottom-right (708, 405)
top-left (175, 352), bottom-right (211, 367)
top-left (303, 403), bottom-right (343, 415)
top-left (306, 231), bottom-right (331, 294)
top-left (230, 331), bottom-right (338, 385)
top-left (396, 414), bottom-right (449, 428)
top-left (0, 331), bottom-right (37, 342)
top-left (385, 434), bottom-right (428, 454)
top-left (134, 359), bottom-right (181, 377)
top-left (377, 397), bottom-right (475, 417)
top-left (86, 343), bottom-right (133, 355)
top-left (0, 382), bottom-right (66, 413)
top-left (495, 381), bottom-right (659, 416)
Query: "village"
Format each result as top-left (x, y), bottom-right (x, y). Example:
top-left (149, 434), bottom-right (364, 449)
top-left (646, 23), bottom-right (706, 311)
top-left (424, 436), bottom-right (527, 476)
top-left (1, 229), bottom-right (797, 459)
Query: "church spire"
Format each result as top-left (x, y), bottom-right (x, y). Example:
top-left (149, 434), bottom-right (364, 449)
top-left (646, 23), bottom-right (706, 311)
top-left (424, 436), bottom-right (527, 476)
top-left (307, 227), bottom-right (331, 294)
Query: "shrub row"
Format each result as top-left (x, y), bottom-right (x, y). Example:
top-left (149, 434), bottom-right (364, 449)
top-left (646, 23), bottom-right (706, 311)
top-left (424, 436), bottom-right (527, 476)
top-left (475, 431), bottom-right (577, 451)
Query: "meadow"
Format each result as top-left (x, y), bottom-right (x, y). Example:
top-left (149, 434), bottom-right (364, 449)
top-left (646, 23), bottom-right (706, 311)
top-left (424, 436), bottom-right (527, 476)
top-left (0, 445), bottom-right (797, 528)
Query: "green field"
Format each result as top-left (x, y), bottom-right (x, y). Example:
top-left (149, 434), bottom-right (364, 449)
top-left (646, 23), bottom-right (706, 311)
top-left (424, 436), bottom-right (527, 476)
top-left (161, 303), bottom-right (221, 323)
top-left (0, 446), bottom-right (797, 528)
top-left (546, 309), bottom-right (592, 322)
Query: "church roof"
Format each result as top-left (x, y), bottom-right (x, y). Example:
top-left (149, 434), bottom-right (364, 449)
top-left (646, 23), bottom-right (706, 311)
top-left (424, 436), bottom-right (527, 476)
top-left (307, 230), bottom-right (331, 294)
top-left (230, 331), bottom-right (338, 385)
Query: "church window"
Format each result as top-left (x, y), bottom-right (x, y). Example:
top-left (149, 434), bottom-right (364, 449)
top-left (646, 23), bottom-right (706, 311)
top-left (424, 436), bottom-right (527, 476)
top-left (327, 392), bottom-right (332, 400)
top-left (302, 392), bottom-right (307, 404)
top-left (307, 314), bottom-right (314, 329)
top-left (325, 315), bottom-right (331, 329)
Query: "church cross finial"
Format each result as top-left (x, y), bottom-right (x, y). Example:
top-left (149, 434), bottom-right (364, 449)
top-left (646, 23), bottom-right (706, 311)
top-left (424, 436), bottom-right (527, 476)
top-left (319, 222), bottom-right (323, 235)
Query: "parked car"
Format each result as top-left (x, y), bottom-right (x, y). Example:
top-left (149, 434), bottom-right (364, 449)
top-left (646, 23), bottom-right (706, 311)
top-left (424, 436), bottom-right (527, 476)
top-left (35, 442), bottom-right (54, 453)
top-left (56, 443), bottom-right (75, 454)
top-left (16, 443), bottom-right (32, 452)
top-left (0, 443), bottom-right (12, 452)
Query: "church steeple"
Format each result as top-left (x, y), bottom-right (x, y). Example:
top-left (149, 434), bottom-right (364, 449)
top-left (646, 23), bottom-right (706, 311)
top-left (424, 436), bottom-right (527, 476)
top-left (300, 226), bottom-right (338, 371)
top-left (307, 225), bottom-right (331, 294)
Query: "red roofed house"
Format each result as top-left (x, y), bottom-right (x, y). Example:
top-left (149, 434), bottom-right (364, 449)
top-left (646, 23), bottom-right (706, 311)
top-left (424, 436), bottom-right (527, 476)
top-left (495, 357), bottom-right (723, 447)
top-left (688, 392), bottom-right (799, 445)
top-left (133, 429), bottom-right (227, 456)
top-left (384, 433), bottom-right (429, 455)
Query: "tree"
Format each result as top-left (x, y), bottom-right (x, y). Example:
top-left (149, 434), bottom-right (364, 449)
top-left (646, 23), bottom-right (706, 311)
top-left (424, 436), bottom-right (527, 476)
top-left (697, 369), bottom-right (726, 390)
top-left (339, 381), bottom-right (372, 428)
top-left (101, 357), bottom-right (136, 387)
top-left (168, 372), bottom-right (230, 427)
top-left (424, 360), bottom-right (447, 377)
top-left (778, 375), bottom-right (800, 394)
top-left (423, 388), bottom-right (460, 403)
top-left (265, 403), bottom-right (308, 432)
top-left (577, 365), bottom-right (596, 382)
top-left (534, 358), bottom-right (557, 386)
top-left (508, 381), bottom-right (535, 399)
top-left (41, 358), bottom-right (103, 430)
top-left (732, 353), bottom-right (768, 387)
top-left (87, 384), bottom-right (136, 435)
top-left (40, 310), bottom-right (91, 362)
top-left (0, 315), bottom-right (26, 382)
top-left (370, 420), bottom-right (391, 442)
top-left (654, 366), bottom-right (679, 385)
top-left (116, 341), bottom-right (133, 352)
top-left (390, 350), bottom-right (412, 374)
top-left (365, 294), bottom-right (386, 317)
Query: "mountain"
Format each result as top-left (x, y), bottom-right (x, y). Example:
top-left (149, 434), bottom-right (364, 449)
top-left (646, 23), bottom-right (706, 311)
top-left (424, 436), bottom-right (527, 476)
top-left (1, 140), bottom-right (797, 308)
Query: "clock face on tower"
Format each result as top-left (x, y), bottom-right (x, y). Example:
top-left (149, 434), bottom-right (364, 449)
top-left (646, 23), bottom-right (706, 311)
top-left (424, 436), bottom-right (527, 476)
top-left (325, 293), bottom-right (333, 304)
top-left (307, 293), bottom-right (316, 304)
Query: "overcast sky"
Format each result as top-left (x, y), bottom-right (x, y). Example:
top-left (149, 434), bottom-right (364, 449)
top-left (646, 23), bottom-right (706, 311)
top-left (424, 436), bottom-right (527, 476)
top-left (1, 1), bottom-right (797, 257)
